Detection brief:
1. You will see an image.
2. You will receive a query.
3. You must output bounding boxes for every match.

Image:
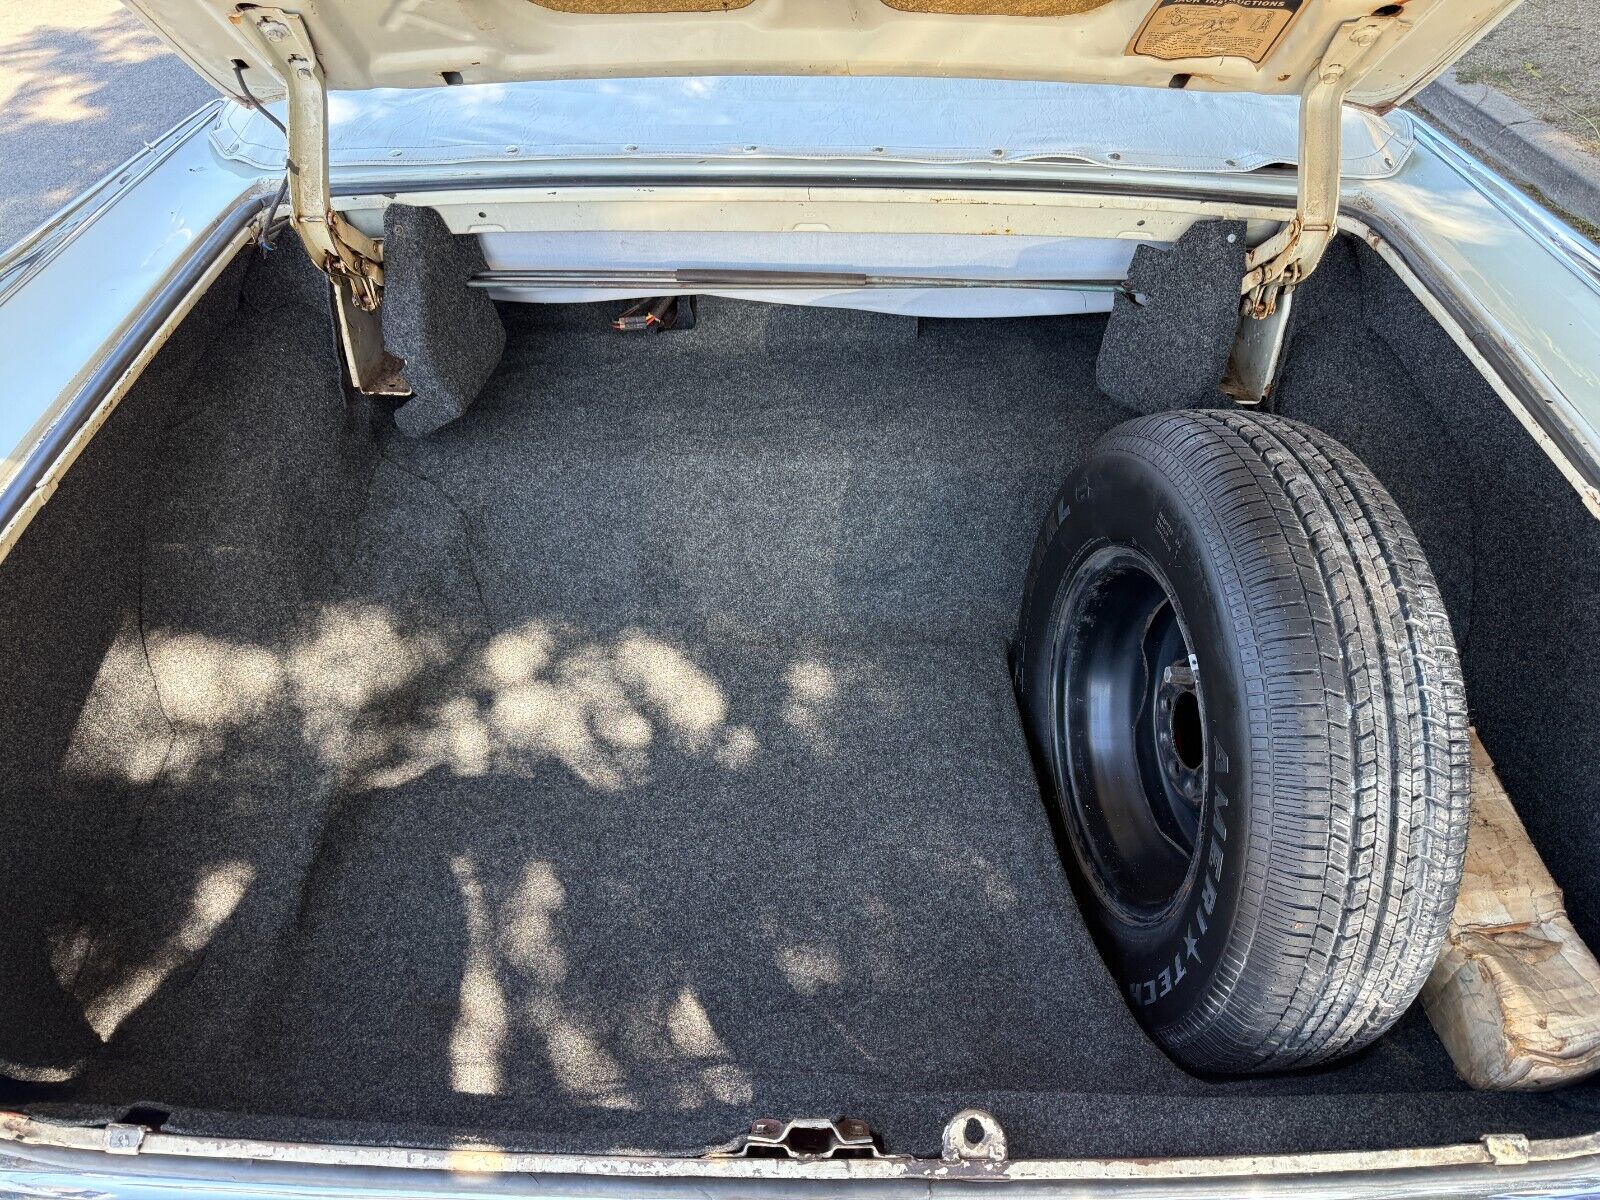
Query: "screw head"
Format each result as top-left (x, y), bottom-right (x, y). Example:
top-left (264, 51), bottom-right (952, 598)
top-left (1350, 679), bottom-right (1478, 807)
top-left (258, 18), bottom-right (289, 41)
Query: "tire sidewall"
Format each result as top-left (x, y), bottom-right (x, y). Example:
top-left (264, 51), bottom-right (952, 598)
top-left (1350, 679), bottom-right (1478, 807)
top-left (1017, 444), bottom-right (1253, 1037)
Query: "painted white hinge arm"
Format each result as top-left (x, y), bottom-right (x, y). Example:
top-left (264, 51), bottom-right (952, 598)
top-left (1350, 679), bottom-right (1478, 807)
top-left (1241, 10), bottom-right (1405, 319)
top-left (241, 6), bottom-right (384, 308)
top-left (238, 6), bottom-right (407, 395)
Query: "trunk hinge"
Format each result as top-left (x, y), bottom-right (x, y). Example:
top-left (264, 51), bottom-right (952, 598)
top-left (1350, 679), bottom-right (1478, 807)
top-left (241, 6), bottom-right (407, 394)
top-left (1240, 10), bottom-right (1405, 319)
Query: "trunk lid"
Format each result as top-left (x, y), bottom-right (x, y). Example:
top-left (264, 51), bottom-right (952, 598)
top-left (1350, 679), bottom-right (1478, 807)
top-left (127, 0), bottom-right (1516, 110)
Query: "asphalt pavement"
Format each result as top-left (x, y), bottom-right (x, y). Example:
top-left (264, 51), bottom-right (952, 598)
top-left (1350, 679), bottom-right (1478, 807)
top-left (0, 1), bottom-right (211, 254)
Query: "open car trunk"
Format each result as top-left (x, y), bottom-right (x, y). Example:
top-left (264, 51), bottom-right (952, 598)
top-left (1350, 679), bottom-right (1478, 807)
top-left (2, 235), bottom-right (1599, 1161)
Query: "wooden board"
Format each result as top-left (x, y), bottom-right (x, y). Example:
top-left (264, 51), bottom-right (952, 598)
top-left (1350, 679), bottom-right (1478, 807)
top-left (1422, 732), bottom-right (1600, 1090)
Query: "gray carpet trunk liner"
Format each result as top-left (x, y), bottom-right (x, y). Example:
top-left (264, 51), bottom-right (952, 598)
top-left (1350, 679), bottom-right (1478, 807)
top-left (7, 283), bottom-right (1597, 1158)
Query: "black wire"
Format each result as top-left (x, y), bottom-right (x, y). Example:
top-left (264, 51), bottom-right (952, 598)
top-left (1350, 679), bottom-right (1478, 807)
top-left (232, 59), bottom-right (287, 136)
top-left (258, 175), bottom-right (291, 252)
top-left (234, 59), bottom-right (290, 251)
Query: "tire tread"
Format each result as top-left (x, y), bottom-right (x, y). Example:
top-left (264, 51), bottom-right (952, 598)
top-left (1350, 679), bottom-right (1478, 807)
top-left (1083, 410), bottom-right (1467, 1072)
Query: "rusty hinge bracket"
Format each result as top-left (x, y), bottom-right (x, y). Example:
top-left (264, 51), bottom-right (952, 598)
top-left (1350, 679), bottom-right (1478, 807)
top-left (240, 6), bottom-right (406, 394)
top-left (1241, 10), bottom-right (1406, 320)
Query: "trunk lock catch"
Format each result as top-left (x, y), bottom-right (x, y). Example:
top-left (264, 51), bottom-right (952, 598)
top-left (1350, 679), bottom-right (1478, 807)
top-left (942, 1109), bottom-right (1008, 1165)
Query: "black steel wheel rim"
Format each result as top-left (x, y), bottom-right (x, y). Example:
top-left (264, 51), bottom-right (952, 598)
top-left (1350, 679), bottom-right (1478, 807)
top-left (1049, 545), bottom-right (1208, 926)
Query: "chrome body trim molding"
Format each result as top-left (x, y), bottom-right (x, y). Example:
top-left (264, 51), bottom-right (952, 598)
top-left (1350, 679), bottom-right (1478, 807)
top-left (0, 102), bottom-right (226, 307)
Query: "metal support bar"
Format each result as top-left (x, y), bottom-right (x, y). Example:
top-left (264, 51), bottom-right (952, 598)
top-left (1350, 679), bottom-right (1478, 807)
top-left (331, 280), bottom-right (410, 396)
top-left (1241, 10), bottom-right (1404, 319)
top-left (1222, 288), bottom-right (1295, 405)
top-left (469, 269), bottom-right (1134, 293)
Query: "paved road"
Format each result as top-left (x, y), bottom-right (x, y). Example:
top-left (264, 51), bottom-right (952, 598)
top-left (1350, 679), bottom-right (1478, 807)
top-left (0, 1), bottom-right (211, 254)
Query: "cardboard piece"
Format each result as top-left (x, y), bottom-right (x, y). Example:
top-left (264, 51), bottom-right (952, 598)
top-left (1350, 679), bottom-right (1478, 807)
top-left (1422, 732), bottom-right (1600, 1090)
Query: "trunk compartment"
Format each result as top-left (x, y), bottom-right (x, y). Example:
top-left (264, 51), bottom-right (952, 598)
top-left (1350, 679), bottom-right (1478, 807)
top-left (2, 243), bottom-right (1598, 1160)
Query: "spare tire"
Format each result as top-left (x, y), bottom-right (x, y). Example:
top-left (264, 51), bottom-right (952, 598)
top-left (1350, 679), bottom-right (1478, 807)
top-left (1013, 410), bottom-right (1469, 1074)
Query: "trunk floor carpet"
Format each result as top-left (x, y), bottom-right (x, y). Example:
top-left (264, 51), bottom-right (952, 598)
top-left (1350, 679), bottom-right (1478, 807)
top-left (52, 301), bottom-right (1598, 1157)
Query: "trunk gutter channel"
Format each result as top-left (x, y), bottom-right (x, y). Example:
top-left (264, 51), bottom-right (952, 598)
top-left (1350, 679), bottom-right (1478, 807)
top-left (3, 141), bottom-right (1600, 1193)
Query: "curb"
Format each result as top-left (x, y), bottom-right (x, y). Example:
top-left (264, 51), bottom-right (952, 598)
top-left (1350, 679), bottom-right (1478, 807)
top-left (1411, 69), bottom-right (1600, 235)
